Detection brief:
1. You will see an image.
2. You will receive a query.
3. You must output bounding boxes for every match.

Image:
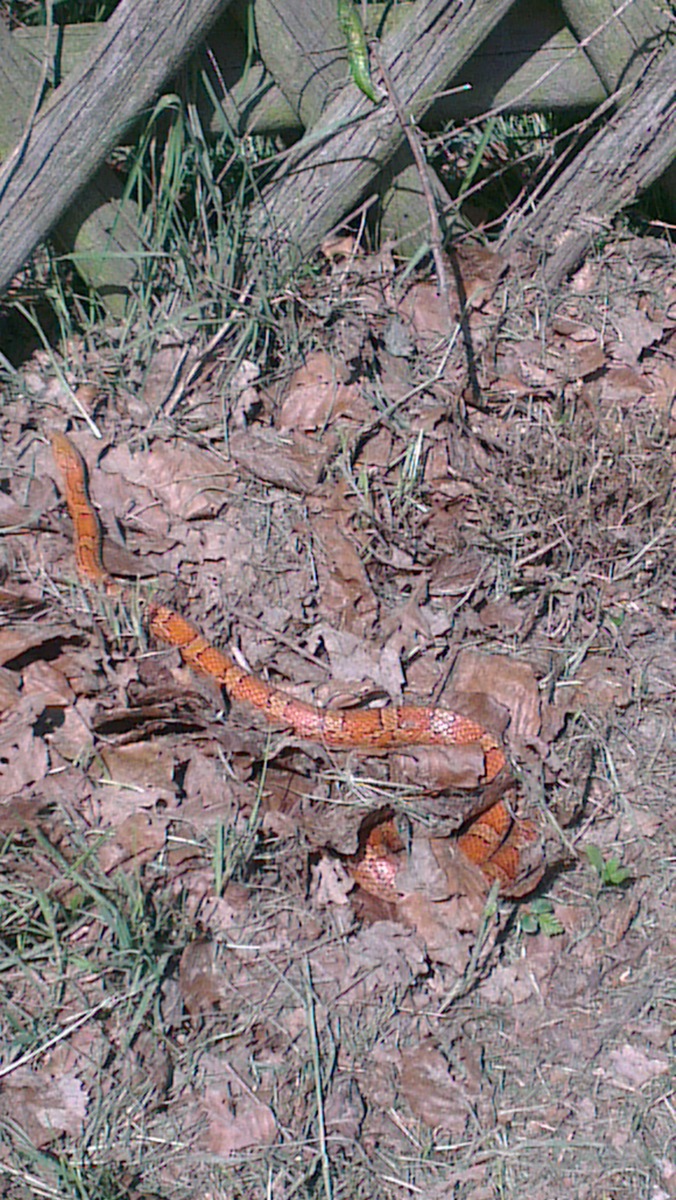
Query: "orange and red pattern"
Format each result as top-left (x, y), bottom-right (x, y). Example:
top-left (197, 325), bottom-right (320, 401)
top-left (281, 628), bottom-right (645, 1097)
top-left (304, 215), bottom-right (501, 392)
top-left (51, 431), bottom-right (545, 898)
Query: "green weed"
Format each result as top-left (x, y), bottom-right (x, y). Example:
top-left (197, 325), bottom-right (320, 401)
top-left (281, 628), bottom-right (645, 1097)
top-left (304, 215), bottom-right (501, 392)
top-left (518, 898), bottom-right (564, 937)
top-left (585, 844), bottom-right (632, 888)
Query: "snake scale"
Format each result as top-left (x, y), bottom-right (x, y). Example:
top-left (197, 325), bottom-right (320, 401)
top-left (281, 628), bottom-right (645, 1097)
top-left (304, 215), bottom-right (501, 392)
top-left (50, 431), bottom-right (544, 899)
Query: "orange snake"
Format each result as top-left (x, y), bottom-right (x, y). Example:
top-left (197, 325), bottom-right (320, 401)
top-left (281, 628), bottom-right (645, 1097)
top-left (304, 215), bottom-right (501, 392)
top-left (50, 431), bottom-right (544, 899)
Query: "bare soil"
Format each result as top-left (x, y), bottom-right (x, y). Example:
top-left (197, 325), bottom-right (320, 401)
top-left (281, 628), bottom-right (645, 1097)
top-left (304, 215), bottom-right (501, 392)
top-left (0, 231), bottom-right (674, 1199)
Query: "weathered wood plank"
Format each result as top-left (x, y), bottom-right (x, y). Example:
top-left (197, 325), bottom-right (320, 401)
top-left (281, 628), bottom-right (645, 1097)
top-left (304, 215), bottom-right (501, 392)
top-left (9, 0), bottom-right (609, 136)
top-left (250, 0), bottom-right (519, 271)
top-left (0, 0), bottom-right (230, 297)
top-left (502, 44), bottom-right (676, 286)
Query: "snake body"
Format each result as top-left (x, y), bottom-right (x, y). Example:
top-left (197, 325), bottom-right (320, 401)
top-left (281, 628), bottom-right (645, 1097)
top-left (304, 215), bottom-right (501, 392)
top-left (51, 432), bottom-right (110, 589)
top-left (147, 604), bottom-right (506, 779)
top-left (50, 431), bottom-right (543, 897)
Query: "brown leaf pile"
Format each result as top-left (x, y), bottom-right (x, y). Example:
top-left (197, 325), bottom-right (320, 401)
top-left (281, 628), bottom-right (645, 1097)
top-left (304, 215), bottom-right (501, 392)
top-left (0, 230), bottom-right (673, 1194)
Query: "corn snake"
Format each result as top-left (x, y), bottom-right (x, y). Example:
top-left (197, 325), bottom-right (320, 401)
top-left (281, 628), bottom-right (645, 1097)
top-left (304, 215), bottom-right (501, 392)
top-left (50, 431), bottom-right (544, 899)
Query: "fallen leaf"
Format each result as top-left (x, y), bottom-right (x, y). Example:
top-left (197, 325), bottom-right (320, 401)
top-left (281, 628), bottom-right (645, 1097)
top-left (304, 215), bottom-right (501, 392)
top-left (229, 358), bottom-right (262, 426)
top-left (228, 427), bottom-right (328, 493)
top-left (311, 622), bottom-right (405, 700)
top-left (102, 442), bottom-right (229, 521)
top-left (600, 366), bottom-right (653, 404)
top-left (202, 1082), bottom-right (276, 1156)
top-left (312, 856), bottom-right (354, 907)
top-left (450, 649), bottom-right (541, 742)
top-left (398, 889), bottom-right (489, 970)
top-left (398, 282), bottom-right (452, 339)
top-left (324, 1075), bottom-right (365, 1142)
top-left (179, 940), bottom-right (226, 1017)
top-left (393, 741), bottom-right (497, 792)
top-left (569, 655), bottom-right (633, 714)
top-left (312, 920), bottom-right (427, 999)
top-left (112, 811), bottom-right (169, 865)
top-left (22, 660), bottom-right (74, 707)
top-left (312, 516), bottom-right (377, 632)
top-left (400, 1041), bottom-right (476, 1134)
top-left (608, 1044), bottom-right (669, 1089)
top-left (610, 307), bottom-right (663, 365)
top-left (0, 713), bottom-right (48, 798)
top-left (0, 622), bottom-right (78, 668)
top-left (478, 598), bottom-right (524, 634)
top-left (550, 315), bottom-right (599, 341)
top-left (0, 1067), bottom-right (87, 1148)
top-left (0, 667), bottom-right (20, 713)
top-left (278, 350), bottom-right (363, 431)
top-left (141, 337), bottom-right (192, 411)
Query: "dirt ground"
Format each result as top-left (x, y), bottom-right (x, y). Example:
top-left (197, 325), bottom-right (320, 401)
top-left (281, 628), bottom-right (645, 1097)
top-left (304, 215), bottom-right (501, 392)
top-left (0, 231), bottom-right (674, 1199)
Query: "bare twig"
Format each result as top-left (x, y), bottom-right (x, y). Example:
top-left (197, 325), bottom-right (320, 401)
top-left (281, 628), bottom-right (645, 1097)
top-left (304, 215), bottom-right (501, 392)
top-left (373, 45), bottom-right (449, 309)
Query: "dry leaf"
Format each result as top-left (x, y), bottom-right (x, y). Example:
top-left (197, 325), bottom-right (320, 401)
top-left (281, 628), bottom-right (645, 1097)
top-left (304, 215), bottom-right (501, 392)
top-left (229, 358), bottom-right (262, 426)
top-left (0, 713), bottom-right (48, 798)
top-left (228, 427), bottom-right (327, 492)
top-left (141, 337), bottom-right (191, 410)
top-left (102, 442), bottom-right (228, 521)
top-left (393, 741), bottom-right (495, 792)
top-left (551, 315), bottom-right (599, 341)
top-left (313, 516), bottom-right (377, 631)
top-left (600, 366), bottom-right (653, 404)
top-left (312, 622), bottom-right (405, 700)
top-left (312, 857), bottom-right (354, 907)
top-left (324, 1075), bottom-right (365, 1142)
top-left (398, 283), bottom-right (452, 340)
top-left (478, 598), bottom-right (524, 634)
top-left (98, 742), bottom-right (176, 790)
top-left (570, 656), bottom-right (633, 714)
top-left (400, 1042), bottom-right (476, 1135)
top-left (202, 1083), bottom-right (276, 1156)
top-left (479, 958), bottom-right (546, 1006)
top-left (278, 350), bottom-right (361, 431)
top-left (113, 811), bottom-right (168, 864)
top-left (398, 888), bottom-right (489, 970)
top-left (608, 1044), bottom-right (669, 1089)
top-left (179, 940), bottom-right (226, 1017)
top-left (610, 308), bottom-right (663, 365)
top-left (312, 921), bottom-right (426, 1000)
top-left (0, 1067), bottom-right (87, 1148)
top-left (451, 649), bottom-right (541, 742)
top-left (0, 622), bottom-right (77, 668)
top-left (391, 833), bottom-right (451, 900)
top-left (0, 667), bottom-right (20, 713)
top-left (22, 660), bottom-right (74, 707)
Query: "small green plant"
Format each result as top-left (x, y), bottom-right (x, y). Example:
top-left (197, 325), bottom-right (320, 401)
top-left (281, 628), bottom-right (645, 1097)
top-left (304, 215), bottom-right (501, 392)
top-left (585, 844), bottom-right (632, 887)
top-left (518, 898), bottom-right (564, 937)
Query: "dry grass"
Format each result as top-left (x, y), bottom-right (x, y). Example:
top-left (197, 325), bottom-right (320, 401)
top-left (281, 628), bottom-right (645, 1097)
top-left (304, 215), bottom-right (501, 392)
top-left (0, 80), bottom-right (674, 1200)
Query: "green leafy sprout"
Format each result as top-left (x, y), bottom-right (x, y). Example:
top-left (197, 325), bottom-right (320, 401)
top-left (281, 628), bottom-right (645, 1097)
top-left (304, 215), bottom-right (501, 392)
top-left (585, 844), bottom-right (633, 887)
top-left (518, 898), bottom-right (564, 937)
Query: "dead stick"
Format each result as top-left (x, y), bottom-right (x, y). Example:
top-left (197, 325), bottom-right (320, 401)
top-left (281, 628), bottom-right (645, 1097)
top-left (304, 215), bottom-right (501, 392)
top-left (373, 45), bottom-right (449, 310)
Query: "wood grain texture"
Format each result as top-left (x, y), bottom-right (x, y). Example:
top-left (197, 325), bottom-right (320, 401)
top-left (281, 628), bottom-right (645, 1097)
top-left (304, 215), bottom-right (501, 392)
top-left (250, 0), bottom-right (519, 270)
top-left (503, 43), bottom-right (676, 285)
top-left (0, 0), bottom-right (230, 295)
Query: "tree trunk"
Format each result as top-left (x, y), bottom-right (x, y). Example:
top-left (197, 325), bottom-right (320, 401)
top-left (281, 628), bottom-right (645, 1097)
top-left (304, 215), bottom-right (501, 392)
top-left (250, 0), bottom-right (519, 272)
top-left (0, 0), bottom-right (230, 298)
top-left (502, 43), bottom-right (676, 286)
